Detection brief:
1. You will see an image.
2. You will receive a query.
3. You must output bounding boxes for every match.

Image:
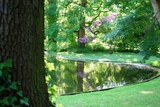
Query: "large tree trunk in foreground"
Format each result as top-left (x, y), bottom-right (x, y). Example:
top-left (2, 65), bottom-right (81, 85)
top-left (0, 0), bottom-right (49, 107)
top-left (151, 0), bottom-right (160, 24)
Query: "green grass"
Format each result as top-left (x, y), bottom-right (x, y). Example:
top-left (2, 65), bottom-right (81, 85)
top-left (56, 77), bottom-right (160, 107)
top-left (51, 52), bottom-right (160, 67)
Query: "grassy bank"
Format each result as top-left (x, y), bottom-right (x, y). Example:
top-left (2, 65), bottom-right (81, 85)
top-left (52, 52), bottom-right (160, 67)
top-left (56, 77), bottom-right (160, 107)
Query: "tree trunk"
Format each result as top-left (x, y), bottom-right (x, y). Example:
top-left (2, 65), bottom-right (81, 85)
top-left (151, 0), bottom-right (160, 24)
top-left (78, 27), bottom-right (86, 48)
top-left (0, 0), bottom-right (49, 107)
top-left (109, 39), bottom-right (113, 54)
top-left (78, 0), bottom-right (87, 48)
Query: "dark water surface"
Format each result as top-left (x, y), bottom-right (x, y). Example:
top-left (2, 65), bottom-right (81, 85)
top-left (48, 58), bottom-right (160, 95)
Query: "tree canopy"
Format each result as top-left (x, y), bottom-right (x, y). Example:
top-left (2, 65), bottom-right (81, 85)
top-left (45, 0), bottom-right (160, 59)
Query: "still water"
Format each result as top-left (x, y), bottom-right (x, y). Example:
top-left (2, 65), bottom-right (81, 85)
top-left (48, 58), bottom-right (160, 95)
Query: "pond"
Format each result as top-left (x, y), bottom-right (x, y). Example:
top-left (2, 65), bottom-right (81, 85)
top-left (47, 57), bottom-right (160, 96)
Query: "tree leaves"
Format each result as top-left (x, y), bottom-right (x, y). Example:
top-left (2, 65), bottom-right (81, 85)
top-left (10, 82), bottom-right (18, 90)
top-left (45, 0), bottom-right (159, 57)
top-left (0, 59), bottom-right (12, 69)
top-left (20, 97), bottom-right (29, 106)
top-left (0, 60), bottom-right (29, 107)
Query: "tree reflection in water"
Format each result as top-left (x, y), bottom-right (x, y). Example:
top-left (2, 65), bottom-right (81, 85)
top-left (77, 61), bottom-right (84, 92)
top-left (50, 59), bottom-right (160, 95)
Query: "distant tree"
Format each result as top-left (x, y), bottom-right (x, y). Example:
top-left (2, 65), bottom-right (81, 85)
top-left (48, 0), bottom-right (109, 51)
top-left (0, 1), bottom-right (49, 107)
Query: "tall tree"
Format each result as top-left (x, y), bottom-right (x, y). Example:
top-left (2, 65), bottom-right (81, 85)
top-left (0, 0), bottom-right (49, 107)
top-left (49, 0), bottom-right (109, 51)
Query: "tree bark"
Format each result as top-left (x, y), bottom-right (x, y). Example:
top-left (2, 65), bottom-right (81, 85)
top-left (78, 27), bottom-right (86, 48)
top-left (151, 0), bottom-right (160, 24)
top-left (78, 0), bottom-right (87, 48)
top-left (0, 0), bottom-right (49, 107)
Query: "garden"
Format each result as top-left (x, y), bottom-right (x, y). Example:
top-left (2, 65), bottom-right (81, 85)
top-left (44, 0), bottom-right (160, 107)
top-left (2, 0), bottom-right (160, 107)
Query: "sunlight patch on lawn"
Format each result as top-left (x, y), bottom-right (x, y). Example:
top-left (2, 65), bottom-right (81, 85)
top-left (98, 58), bottom-right (110, 62)
top-left (140, 91), bottom-right (154, 94)
top-left (153, 61), bottom-right (160, 66)
top-left (133, 58), bottom-right (138, 61)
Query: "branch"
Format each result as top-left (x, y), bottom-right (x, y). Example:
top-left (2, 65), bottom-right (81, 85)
top-left (87, 10), bottom-right (109, 26)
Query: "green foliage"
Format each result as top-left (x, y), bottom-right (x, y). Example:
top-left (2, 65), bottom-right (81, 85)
top-left (139, 24), bottom-right (160, 62)
top-left (0, 59), bottom-right (29, 107)
top-left (45, 0), bottom-right (110, 52)
top-left (45, 0), bottom-right (160, 60)
top-left (103, 1), bottom-right (160, 59)
top-left (45, 0), bottom-right (59, 51)
top-left (88, 42), bottom-right (106, 52)
top-left (45, 56), bottom-right (58, 107)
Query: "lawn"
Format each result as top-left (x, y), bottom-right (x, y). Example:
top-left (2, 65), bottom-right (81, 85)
top-left (51, 52), bottom-right (160, 67)
top-left (56, 77), bottom-right (160, 107)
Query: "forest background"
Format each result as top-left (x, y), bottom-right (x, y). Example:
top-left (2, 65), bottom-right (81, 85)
top-left (45, 0), bottom-right (160, 62)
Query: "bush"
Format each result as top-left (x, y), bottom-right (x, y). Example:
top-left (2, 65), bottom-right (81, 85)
top-left (88, 42), bottom-right (106, 52)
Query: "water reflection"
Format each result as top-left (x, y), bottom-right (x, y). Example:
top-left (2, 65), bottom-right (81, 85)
top-left (49, 58), bottom-right (160, 95)
top-left (77, 61), bottom-right (84, 92)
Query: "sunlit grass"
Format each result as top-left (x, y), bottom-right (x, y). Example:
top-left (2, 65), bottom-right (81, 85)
top-left (56, 77), bottom-right (160, 107)
top-left (51, 52), bottom-right (160, 67)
